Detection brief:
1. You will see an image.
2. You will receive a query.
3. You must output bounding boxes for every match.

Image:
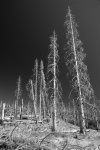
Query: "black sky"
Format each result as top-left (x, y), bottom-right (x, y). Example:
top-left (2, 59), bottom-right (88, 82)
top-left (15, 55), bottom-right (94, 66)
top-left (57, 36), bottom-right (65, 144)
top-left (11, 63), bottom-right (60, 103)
top-left (0, 0), bottom-right (100, 106)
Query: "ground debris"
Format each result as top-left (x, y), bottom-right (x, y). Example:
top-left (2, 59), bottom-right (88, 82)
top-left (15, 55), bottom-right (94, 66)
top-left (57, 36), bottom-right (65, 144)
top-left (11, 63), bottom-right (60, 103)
top-left (0, 119), bottom-right (100, 150)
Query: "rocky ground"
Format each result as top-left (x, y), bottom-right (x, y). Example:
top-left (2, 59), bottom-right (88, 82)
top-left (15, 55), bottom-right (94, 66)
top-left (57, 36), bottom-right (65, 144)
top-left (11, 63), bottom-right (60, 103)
top-left (0, 119), bottom-right (100, 150)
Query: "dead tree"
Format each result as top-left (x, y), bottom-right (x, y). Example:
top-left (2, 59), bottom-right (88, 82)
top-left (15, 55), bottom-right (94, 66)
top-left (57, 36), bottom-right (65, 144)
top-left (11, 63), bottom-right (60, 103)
top-left (26, 59), bottom-right (39, 122)
top-left (41, 62), bottom-right (50, 119)
top-left (26, 79), bottom-right (37, 122)
top-left (22, 99), bottom-right (23, 113)
top-left (39, 60), bottom-right (48, 121)
top-left (15, 76), bottom-right (22, 119)
top-left (92, 97), bottom-right (100, 130)
top-left (19, 99), bottom-right (23, 120)
top-left (64, 6), bottom-right (95, 134)
top-left (39, 60), bottom-right (43, 122)
top-left (84, 100), bottom-right (100, 129)
top-left (47, 31), bottom-right (62, 132)
top-left (33, 59), bottom-right (38, 118)
top-left (42, 90), bottom-right (46, 119)
top-left (68, 101), bottom-right (71, 121)
top-left (73, 99), bottom-right (77, 125)
top-left (2, 103), bottom-right (5, 120)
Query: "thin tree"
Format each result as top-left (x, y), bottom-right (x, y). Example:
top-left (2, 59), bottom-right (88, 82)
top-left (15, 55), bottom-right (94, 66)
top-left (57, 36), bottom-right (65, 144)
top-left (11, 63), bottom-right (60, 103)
top-left (38, 60), bottom-right (47, 122)
top-left (2, 103), bottom-right (5, 120)
top-left (73, 99), bottom-right (77, 125)
top-left (47, 31), bottom-right (62, 132)
top-left (39, 60), bottom-right (49, 120)
top-left (64, 6), bottom-right (95, 134)
top-left (33, 59), bottom-right (38, 118)
top-left (22, 99), bottom-right (23, 113)
top-left (15, 76), bottom-right (22, 119)
top-left (92, 98), bottom-right (99, 130)
top-left (26, 79), bottom-right (37, 122)
top-left (26, 59), bottom-right (39, 122)
top-left (42, 90), bottom-right (46, 119)
top-left (41, 61), bottom-right (49, 119)
top-left (20, 99), bottom-right (23, 120)
top-left (39, 60), bottom-right (43, 122)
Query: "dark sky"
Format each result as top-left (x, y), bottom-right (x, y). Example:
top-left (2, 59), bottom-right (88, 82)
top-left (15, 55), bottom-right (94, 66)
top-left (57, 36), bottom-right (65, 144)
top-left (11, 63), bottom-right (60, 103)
top-left (0, 0), bottom-right (100, 106)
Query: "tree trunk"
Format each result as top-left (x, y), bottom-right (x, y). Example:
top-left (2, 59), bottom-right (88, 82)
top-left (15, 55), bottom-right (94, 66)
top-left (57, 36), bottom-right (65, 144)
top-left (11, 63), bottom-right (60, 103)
top-left (53, 35), bottom-right (57, 132)
top-left (22, 99), bottom-right (23, 112)
top-left (2, 103), bottom-right (5, 120)
top-left (35, 60), bottom-right (38, 119)
top-left (14, 100), bottom-right (17, 119)
top-left (39, 89), bottom-right (42, 122)
top-left (73, 99), bottom-right (76, 125)
top-left (42, 91), bottom-right (46, 119)
top-left (70, 15), bottom-right (86, 134)
top-left (19, 106), bottom-right (22, 120)
top-left (31, 80), bottom-right (37, 122)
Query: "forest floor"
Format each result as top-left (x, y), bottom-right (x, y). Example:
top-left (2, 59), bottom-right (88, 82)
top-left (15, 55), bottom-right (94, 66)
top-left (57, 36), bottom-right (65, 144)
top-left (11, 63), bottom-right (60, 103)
top-left (0, 118), bottom-right (100, 150)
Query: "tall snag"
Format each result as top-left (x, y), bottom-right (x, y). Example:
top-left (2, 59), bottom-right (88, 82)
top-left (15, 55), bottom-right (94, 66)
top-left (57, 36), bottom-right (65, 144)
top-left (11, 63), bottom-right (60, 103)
top-left (47, 31), bottom-right (62, 132)
top-left (15, 76), bottom-right (22, 119)
top-left (39, 60), bottom-right (48, 121)
top-left (41, 61), bottom-right (49, 119)
top-left (26, 79), bottom-right (37, 122)
top-left (34, 59), bottom-right (38, 118)
top-left (26, 59), bottom-right (39, 122)
top-left (64, 6), bottom-right (95, 134)
top-left (39, 60), bottom-right (43, 122)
